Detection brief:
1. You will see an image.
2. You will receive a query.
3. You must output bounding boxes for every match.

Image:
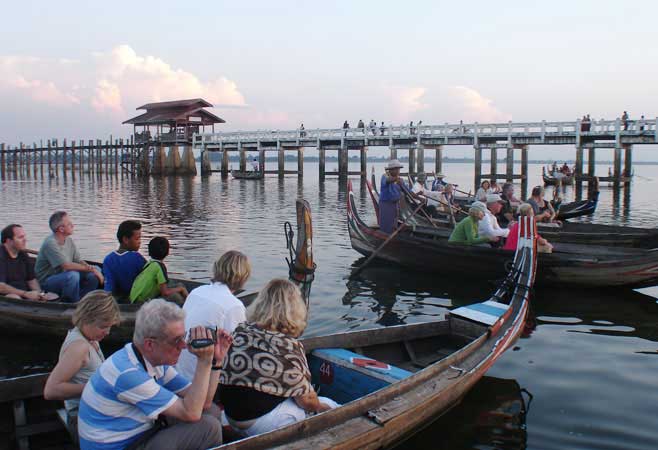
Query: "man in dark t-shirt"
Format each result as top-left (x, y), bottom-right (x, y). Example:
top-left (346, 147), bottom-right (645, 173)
top-left (0, 224), bottom-right (45, 300)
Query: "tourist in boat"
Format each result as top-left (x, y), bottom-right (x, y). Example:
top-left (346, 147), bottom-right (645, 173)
top-left (478, 194), bottom-right (511, 243)
top-left (78, 299), bottom-right (231, 450)
top-left (526, 186), bottom-right (557, 223)
top-left (177, 250), bottom-right (250, 385)
top-left (129, 237), bottom-right (189, 304)
top-left (497, 183), bottom-right (518, 228)
top-left (102, 220), bottom-right (146, 302)
top-left (44, 290), bottom-right (120, 440)
top-left (0, 223), bottom-right (48, 300)
top-left (503, 203), bottom-right (553, 253)
top-left (379, 159), bottom-right (404, 234)
top-left (475, 180), bottom-right (491, 202)
top-left (35, 211), bottom-right (103, 303)
top-left (489, 179), bottom-right (501, 194)
top-left (439, 183), bottom-right (456, 214)
top-left (449, 202), bottom-right (498, 245)
top-left (412, 172), bottom-right (439, 216)
top-left (431, 173), bottom-right (447, 191)
top-left (219, 279), bottom-right (339, 438)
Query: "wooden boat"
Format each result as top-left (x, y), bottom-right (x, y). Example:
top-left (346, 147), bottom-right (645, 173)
top-left (350, 181), bottom-right (658, 288)
top-left (542, 166), bottom-right (574, 185)
top-left (553, 191), bottom-right (598, 220)
top-left (0, 200), bottom-right (315, 343)
top-left (0, 214), bottom-right (537, 450)
top-left (231, 170), bottom-right (263, 180)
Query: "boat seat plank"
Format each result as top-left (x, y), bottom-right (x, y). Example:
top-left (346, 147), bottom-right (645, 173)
top-left (450, 300), bottom-right (509, 326)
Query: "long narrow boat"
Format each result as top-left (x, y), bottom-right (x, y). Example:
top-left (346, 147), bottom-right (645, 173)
top-left (554, 191), bottom-right (598, 220)
top-left (542, 166), bottom-right (574, 185)
top-left (231, 169), bottom-right (263, 180)
top-left (365, 180), bottom-right (658, 249)
top-left (350, 181), bottom-right (658, 288)
top-left (0, 214), bottom-right (537, 450)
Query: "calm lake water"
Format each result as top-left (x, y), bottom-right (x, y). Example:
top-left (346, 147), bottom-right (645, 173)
top-left (2, 162), bottom-right (658, 449)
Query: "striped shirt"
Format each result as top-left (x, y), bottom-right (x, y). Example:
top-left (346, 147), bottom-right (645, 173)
top-left (78, 343), bottom-right (190, 450)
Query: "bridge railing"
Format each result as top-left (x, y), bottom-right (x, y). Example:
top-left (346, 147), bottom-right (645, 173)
top-left (192, 118), bottom-right (657, 146)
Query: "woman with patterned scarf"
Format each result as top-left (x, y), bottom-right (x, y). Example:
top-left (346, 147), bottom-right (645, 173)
top-left (218, 279), bottom-right (339, 437)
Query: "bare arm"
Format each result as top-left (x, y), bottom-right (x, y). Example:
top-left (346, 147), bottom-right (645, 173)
top-left (294, 390), bottom-right (331, 413)
top-left (158, 283), bottom-right (189, 299)
top-left (44, 341), bottom-right (89, 400)
top-left (27, 279), bottom-right (41, 291)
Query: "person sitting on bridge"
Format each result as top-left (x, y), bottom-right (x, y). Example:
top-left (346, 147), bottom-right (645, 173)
top-left (478, 194), bottom-right (512, 245)
top-left (526, 186), bottom-right (557, 223)
top-left (130, 237), bottom-right (189, 304)
top-left (102, 220), bottom-right (146, 302)
top-left (251, 157), bottom-right (259, 171)
top-left (379, 160), bottom-right (404, 234)
top-left (449, 202), bottom-right (498, 246)
top-left (35, 211), bottom-right (103, 303)
top-left (0, 223), bottom-right (48, 301)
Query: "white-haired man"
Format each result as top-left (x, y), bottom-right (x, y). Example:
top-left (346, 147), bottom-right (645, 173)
top-left (78, 298), bottom-right (232, 450)
top-left (478, 193), bottom-right (513, 243)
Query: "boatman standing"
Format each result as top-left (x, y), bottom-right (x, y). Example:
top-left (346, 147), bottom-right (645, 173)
top-left (379, 160), bottom-right (404, 234)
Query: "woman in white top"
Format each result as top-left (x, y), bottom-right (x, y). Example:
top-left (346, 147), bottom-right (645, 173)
top-left (44, 290), bottom-right (120, 434)
top-left (176, 250), bottom-right (251, 382)
top-left (475, 180), bottom-right (491, 202)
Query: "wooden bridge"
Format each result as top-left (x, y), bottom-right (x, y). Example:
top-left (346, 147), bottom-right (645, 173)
top-left (194, 117), bottom-right (657, 187)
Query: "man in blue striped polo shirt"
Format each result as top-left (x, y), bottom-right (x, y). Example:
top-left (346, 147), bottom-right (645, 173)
top-left (78, 298), bottom-right (232, 450)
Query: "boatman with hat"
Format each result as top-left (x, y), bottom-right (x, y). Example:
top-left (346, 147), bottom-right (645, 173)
top-left (379, 159), bottom-right (404, 233)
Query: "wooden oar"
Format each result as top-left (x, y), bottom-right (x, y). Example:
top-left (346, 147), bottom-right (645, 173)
top-left (352, 202), bottom-right (425, 277)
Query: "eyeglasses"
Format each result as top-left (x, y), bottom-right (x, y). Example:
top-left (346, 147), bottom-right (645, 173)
top-left (148, 334), bottom-right (186, 347)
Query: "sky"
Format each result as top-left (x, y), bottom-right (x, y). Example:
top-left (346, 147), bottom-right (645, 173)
top-left (2, 0), bottom-right (658, 159)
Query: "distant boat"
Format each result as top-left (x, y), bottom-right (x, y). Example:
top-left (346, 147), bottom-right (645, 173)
top-left (542, 166), bottom-right (574, 185)
top-left (232, 169), bottom-right (263, 179)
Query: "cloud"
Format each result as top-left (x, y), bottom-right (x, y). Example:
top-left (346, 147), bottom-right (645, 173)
top-left (386, 85), bottom-right (429, 122)
top-left (450, 86), bottom-right (511, 123)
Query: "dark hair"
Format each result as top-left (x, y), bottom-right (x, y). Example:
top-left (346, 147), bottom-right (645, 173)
top-left (502, 183), bottom-right (514, 193)
top-left (148, 237), bottom-right (170, 260)
top-left (531, 186), bottom-right (543, 197)
top-left (117, 220), bottom-right (142, 244)
top-left (1, 224), bottom-right (22, 244)
top-left (49, 211), bottom-right (68, 233)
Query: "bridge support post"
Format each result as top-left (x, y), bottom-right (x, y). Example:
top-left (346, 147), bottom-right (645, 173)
top-left (623, 144), bottom-right (632, 181)
top-left (417, 144), bottom-right (424, 174)
top-left (490, 147), bottom-right (497, 179)
top-left (153, 145), bottom-right (166, 175)
top-left (613, 146), bottom-right (622, 184)
top-left (319, 147), bottom-right (325, 180)
top-left (221, 146), bottom-right (229, 176)
top-left (166, 145), bottom-right (182, 175)
top-left (575, 146), bottom-right (584, 179)
top-left (258, 148), bottom-right (265, 176)
top-left (201, 149), bottom-right (211, 176)
top-left (278, 143), bottom-right (285, 178)
top-left (389, 146), bottom-right (397, 160)
top-left (521, 145), bottom-right (529, 200)
top-left (139, 144), bottom-right (150, 177)
top-left (239, 143), bottom-right (246, 172)
top-left (360, 146), bottom-right (367, 177)
top-left (435, 145), bottom-right (443, 175)
top-left (298, 147), bottom-right (304, 177)
top-left (181, 146), bottom-right (197, 175)
top-left (0, 143), bottom-right (5, 179)
top-left (474, 145), bottom-right (482, 190)
top-left (506, 146), bottom-right (514, 182)
top-left (338, 145), bottom-right (348, 179)
top-left (587, 148), bottom-right (596, 178)
top-left (408, 148), bottom-right (416, 177)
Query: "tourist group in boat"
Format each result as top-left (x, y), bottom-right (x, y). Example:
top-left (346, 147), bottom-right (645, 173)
top-left (0, 214), bottom-right (338, 449)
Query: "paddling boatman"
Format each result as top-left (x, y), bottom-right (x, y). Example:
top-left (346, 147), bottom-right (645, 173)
top-left (380, 160), bottom-right (404, 234)
top-left (78, 299), bottom-right (232, 450)
top-left (0, 224), bottom-right (47, 301)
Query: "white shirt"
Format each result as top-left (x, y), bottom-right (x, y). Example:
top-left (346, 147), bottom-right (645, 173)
top-left (412, 182), bottom-right (439, 207)
top-left (478, 209), bottom-right (510, 239)
top-left (176, 282), bottom-right (246, 380)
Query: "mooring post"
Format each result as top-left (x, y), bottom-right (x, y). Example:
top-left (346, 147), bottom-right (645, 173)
top-left (360, 146), bottom-right (367, 177)
top-left (298, 147), bottom-right (304, 177)
top-left (623, 144), bottom-right (632, 181)
top-left (521, 145), bottom-right (529, 199)
top-left (416, 144), bottom-right (424, 174)
top-left (319, 146), bottom-right (325, 180)
top-left (278, 142), bottom-right (285, 178)
top-left (473, 145), bottom-right (482, 190)
top-left (506, 146), bottom-right (514, 182)
top-left (435, 145), bottom-right (443, 175)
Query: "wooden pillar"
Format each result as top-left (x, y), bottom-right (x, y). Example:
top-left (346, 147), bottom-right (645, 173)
top-left (338, 145), bottom-right (348, 179)
top-left (623, 144), bottom-right (632, 180)
top-left (47, 141), bottom-right (52, 175)
top-left (23, 143), bottom-right (30, 177)
top-left (319, 147), bottom-right (326, 180)
top-left (221, 146), bottom-right (229, 176)
top-left (521, 145), bottom-right (529, 200)
top-left (613, 146), bottom-right (622, 183)
top-left (360, 146), bottom-right (367, 177)
top-left (114, 140), bottom-right (119, 174)
top-left (297, 147), bottom-right (304, 177)
top-left (416, 144), bottom-right (424, 174)
top-left (33, 143), bottom-right (38, 177)
top-left (239, 143), bottom-right (246, 172)
top-left (13, 144), bottom-right (19, 174)
top-left (70, 141), bottom-right (76, 174)
top-left (87, 140), bottom-right (92, 174)
top-left (1, 143), bottom-right (5, 178)
top-left (490, 147), bottom-right (498, 178)
top-left (153, 145), bottom-right (165, 175)
top-left (258, 148), bottom-right (265, 175)
top-left (62, 139), bottom-right (67, 174)
top-left (18, 142), bottom-right (23, 174)
top-left (506, 147), bottom-right (514, 182)
top-left (105, 141), bottom-right (110, 175)
top-left (278, 143), bottom-right (285, 178)
top-left (587, 148), bottom-right (596, 178)
top-left (575, 146), bottom-right (584, 179)
top-left (474, 145), bottom-right (482, 189)
top-left (201, 150), bottom-right (211, 176)
top-left (96, 140), bottom-right (102, 174)
top-left (435, 145), bottom-right (443, 175)
top-left (140, 144), bottom-right (150, 177)
top-left (408, 148), bottom-right (416, 176)
top-left (389, 146), bottom-right (397, 160)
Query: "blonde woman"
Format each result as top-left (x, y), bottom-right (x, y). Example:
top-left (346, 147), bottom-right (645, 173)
top-left (219, 279), bottom-right (339, 437)
top-left (503, 203), bottom-right (554, 253)
top-left (44, 290), bottom-right (120, 432)
top-left (449, 202), bottom-right (499, 245)
top-left (176, 250), bottom-right (251, 381)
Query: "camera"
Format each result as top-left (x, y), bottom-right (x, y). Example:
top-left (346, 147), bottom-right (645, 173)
top-left (189, 326), bottom-right (217, 349)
